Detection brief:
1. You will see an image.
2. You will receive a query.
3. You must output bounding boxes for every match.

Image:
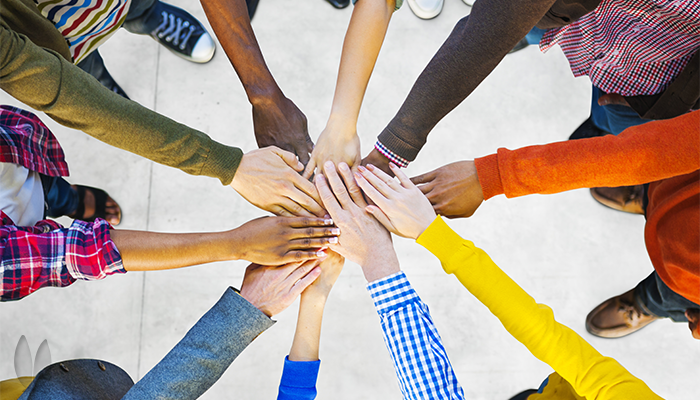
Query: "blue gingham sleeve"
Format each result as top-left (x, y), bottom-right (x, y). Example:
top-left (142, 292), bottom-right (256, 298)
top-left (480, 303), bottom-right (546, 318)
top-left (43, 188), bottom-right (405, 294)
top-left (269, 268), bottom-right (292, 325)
top-left (367, 271), bottom-right (465, 400)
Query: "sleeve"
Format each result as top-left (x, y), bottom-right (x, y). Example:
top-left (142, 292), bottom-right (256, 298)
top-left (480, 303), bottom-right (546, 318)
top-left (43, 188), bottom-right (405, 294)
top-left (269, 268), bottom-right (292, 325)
top-left (367, 271), bottom-right (465, 400)
top-left (416, 216), bottom-right (664, 400)
top-left (277, 356), bottom-right (321, 400)
top-left (0, 219), bottom-right (124, 302)
top-left (474, 110), bottom-right (700, 200)
top-left (0, 22), bottom-right (243, 185)
top-left (376, 0), bottom-right (557, 162)
top-left (122, 288), bottom-right (275, 400)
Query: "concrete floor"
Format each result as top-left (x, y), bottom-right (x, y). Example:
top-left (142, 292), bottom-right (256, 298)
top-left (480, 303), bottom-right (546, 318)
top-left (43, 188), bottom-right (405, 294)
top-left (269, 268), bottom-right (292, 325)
top-left (1, 0), bottom-right (698, 398)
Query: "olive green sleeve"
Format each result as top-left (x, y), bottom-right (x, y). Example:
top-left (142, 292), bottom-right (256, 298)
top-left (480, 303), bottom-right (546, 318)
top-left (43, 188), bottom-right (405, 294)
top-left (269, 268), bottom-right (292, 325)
top-left (0, 22), bottom-right (242, 185)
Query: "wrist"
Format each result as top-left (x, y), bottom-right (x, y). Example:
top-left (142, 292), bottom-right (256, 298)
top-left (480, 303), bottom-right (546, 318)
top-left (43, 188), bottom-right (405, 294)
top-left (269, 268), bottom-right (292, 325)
top-left (361, 251), bottom-right (400, 283)
top-left (248, 85), bottom-right (285, 108)
top-left (325, 113), bottom-right (358, 137)
top-left (301, 288), bottom-right (330, 304)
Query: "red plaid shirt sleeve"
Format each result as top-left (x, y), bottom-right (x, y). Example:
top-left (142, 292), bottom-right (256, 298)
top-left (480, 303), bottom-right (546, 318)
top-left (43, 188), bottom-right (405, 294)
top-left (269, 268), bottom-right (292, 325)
top-left (0, 212), bottom-right (124, 301)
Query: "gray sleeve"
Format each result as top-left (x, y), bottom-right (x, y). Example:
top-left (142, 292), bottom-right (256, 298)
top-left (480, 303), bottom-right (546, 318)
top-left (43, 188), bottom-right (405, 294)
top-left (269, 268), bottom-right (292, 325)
top-left (122, 288), bottom-right (275, 400)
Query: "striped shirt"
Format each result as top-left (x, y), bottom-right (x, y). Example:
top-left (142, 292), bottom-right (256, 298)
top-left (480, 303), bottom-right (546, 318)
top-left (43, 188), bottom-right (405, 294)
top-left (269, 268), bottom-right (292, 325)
top-left (540, 0), bottom-right (700, 96)
top-left (34, 0), bottom-right (133, 64)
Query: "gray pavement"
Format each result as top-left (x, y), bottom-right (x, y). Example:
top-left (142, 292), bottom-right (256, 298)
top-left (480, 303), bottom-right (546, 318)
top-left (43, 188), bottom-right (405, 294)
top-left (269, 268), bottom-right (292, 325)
top-left (1, 0), bottom-right (697, 398)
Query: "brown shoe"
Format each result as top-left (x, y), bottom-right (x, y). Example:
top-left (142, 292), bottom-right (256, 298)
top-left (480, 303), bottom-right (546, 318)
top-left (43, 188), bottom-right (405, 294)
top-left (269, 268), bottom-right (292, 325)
top-left (590, 185), bottom-right (645, 215)
top-left (586, 289), bottom-right (659, 338)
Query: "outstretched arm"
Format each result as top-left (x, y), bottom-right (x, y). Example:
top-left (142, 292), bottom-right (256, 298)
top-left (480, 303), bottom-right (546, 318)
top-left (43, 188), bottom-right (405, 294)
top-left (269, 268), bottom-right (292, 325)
top-left (200, 0), bottom-right (313, 164)
top-left (304, 0), bottom-right (396, 178)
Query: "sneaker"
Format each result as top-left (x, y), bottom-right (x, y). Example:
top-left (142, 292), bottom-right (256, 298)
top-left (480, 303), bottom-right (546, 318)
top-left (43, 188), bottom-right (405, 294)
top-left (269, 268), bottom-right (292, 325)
top-left (462, 0), bottom-right (475, 6)
top-left (325, 0), bottom-right (350, 9)
top-left (150, 2), bottom-right (215, 63)
top-left (406, 0), bottom-right (444, 20)
top-left (586, 289), bottom-right (659, 338)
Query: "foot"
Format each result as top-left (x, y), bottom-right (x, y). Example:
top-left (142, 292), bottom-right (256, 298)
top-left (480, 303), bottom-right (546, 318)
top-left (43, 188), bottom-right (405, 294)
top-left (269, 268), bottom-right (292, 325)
top-left (586, 289), bottom-right (659, 338)
top-left (325, 0), bottom-right (350, 8)
top-left (590, 185), bottom-right (645, 215)
top-left (150, 2), bottom-right (216, 63)
top-left (406, 0), bottom-right (444, 20)
top-left (69, 185), bottom-right (122, 226)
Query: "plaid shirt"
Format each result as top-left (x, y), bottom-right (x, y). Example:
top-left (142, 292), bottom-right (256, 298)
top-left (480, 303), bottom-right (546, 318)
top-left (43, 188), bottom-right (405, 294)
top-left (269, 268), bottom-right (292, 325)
top-left (0, 105), bottom-right (124, 301)
top-left (540, 0), bottom-right (700, 96)
top-left (367, 272), bottom-right (465, 400)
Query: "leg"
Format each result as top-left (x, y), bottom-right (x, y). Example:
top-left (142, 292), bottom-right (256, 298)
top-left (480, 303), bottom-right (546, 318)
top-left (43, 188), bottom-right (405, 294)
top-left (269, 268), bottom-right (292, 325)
top-left (634, 271), bottom-right (699, 322)
top-left (41, 176), bottom-right (122, 225)
top-left (77, 51), bottom-right (130, 99)
top-left (41, 175), bottom-right (79, 219)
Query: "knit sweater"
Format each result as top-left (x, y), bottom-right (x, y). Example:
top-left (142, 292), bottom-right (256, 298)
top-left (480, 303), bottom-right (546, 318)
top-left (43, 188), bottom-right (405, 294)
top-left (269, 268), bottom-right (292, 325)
top-left (417, 216), bottom-right (663, 399)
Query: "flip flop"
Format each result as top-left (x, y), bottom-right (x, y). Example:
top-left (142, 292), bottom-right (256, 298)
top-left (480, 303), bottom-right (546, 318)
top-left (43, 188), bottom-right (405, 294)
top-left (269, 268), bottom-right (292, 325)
top-left (73, 185), bottom-right (122, 225)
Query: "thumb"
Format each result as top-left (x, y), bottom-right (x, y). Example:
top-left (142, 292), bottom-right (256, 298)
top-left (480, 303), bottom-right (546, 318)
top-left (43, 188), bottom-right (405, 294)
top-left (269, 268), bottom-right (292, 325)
top-left (598, 93), bottom-right (629, 107)
top-left (366, 205), bottom-right (396, 234)
top-left (410, 171), bottom-right (434, 186)
top-left (273, 147), bottom-right (304, 171)
top-left (303, 158), bottom-right (317, 180)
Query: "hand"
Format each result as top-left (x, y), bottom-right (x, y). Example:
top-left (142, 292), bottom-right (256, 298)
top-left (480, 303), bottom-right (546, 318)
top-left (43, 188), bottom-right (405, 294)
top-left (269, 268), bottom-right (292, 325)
top-left (253, 95), bottom-right (314, 165)
top-left (598, 93), bottom-right (630, 107)
top-left (239, 261), bottom-right (321, 317)
top-left (355, 163), bottom-right (435, 240)
top-left (303, 123), bottom-right (361, 179)
top-left (231, 147), bottom-right (325, 217)
top-left (315, 161), bottom-right (399, 282)
top-left (231, 216), bottom-right (340, 265)
top-left (686, 309), bottom-right (700, 340)
top-left (301, 250), bottom-right (345, 300)
top-left (410, 160), bottom-right (484, 219)
top-left (361, 148), bottom-right (393, 176)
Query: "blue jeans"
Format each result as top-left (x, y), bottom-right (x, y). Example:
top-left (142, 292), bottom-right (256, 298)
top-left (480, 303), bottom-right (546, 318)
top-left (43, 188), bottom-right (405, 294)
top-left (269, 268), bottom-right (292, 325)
top-left (590, 86), bottom-right (649, 135)
top-left (634, 271), bottom-right (699, 322)
top-left (40, 175), bottom-right (79, 218)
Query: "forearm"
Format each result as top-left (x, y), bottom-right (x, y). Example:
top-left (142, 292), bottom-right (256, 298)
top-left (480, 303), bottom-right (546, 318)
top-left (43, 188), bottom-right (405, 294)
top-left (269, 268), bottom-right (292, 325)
top-left (474, 111), bottom-right (700, 200)
top-left (289, 293), bottom-right (327, 362)
top-left (377, 0), bottom-right (556, 162)
top-left (111, 229), bottom-right (242, 272)
top-left (200, 0), bottom-right (282, 104)
top-left (327, 0), bottom-right (394, 129)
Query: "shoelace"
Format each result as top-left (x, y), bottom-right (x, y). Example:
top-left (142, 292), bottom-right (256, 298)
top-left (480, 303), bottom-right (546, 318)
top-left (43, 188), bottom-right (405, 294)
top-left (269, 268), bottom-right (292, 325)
top-left (617, 299), bottom-right (644, 322)
top-left (152, 11), bottom-right (196, 50)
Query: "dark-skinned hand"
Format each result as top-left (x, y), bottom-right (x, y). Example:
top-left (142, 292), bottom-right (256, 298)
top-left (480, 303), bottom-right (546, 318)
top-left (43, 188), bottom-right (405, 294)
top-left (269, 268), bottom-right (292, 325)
top-left (253, 95), bottom-right (314, 166)
top-left (410, 160), bottom-right (484, 219)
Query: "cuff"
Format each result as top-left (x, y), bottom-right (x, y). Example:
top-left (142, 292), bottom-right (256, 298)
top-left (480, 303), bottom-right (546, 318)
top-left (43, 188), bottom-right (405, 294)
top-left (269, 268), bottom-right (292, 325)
top-left (416, 216), bottom-right (474, 275)
top-left (202, 144), bottom-right (244, 186)
top-left (377, 126), bottom-right (422, 163)
top-left (65, 219), bottom-right (125, 281)
top-left (367, 271), bottom-right (419, 314)
top-left (474, 153), bottom-right (504, 200)
top-left (279, 356), bottom-right (321, 389)
top-left (374, 141), bottom-right (409, 168)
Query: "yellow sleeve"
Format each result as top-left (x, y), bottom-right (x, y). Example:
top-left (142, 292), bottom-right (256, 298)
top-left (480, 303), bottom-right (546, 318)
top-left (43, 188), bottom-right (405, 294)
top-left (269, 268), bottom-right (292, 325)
top-left (416, 216), bottom-right (663, 400)
top-left (0, 377), bottom-right (33, 400)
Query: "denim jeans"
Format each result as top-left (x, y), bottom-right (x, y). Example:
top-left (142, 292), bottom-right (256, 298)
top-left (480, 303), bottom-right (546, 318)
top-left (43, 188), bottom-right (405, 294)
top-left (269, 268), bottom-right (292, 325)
top-left (40, 175), bottom-right (79, 219)
top-left (590, 86), bottom-right (649, 135)
top-left (634, 271), bottom-right (700, 322)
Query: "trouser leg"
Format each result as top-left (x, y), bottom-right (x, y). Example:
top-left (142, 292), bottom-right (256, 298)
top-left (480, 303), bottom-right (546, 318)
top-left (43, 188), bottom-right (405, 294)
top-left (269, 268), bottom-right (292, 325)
top-left (122, 0), bottom-right (160, 34)
top-left (634, 271), bottom-right (700, 322)
top-left (40, 175), bottom-right (79, 219)
top-left (77, 50), bottom-right (130, 99)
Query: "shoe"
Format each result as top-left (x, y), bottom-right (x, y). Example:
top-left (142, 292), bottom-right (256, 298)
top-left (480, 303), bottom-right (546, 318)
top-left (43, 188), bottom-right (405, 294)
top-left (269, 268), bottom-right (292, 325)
top-left (590, 185), bottom-right (645, 215)
top-left (509, 389), bottom-right (538, 400)
top-left (569, 117), bottom-right (608, 140)
top-left (586, 289), bottom-right (659, 338)
top-left (406, 0), bottom-right (444, 20)
top-left (508, 38), bottom-right (529, 54)
top-left (150, 2), bottom-right (215, 63)
top-left (462, 0), bottom-right (475, 6)
top-left (325, 0), bottom-right (350, 8)
top-left (247, 0), bottom-right (260, 19)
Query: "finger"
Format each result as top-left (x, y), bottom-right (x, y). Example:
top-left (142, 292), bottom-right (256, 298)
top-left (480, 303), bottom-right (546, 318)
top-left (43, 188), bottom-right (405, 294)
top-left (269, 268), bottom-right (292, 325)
top-left (366, 205), bottom-right (398, 235)
top-left (315, 174), bottom-right (343, 216)
top-left (390, 163), bottom-right (415, 189)
top-left (289, 226), bottom-right (340, 240)
top-left (338, 162), bottom-right (367, 207)
top-left (302, 158), bottom-right (317, 180)
top-left (278, 198), bottom-right (315, 217)
top-left (289, 266), bottom-right (322, 298)
top-left (287, 175), bottom-right (326, 216)
top-left (289, 236), bottom-right (339, 248)
top-left (418, 181), bottom-right (435, 195)
top-left (287, 217), bottom-right (335, 228)
top-left (282, 249), bottom-right (329, 263)
top-left (365, 164), bottom-right (401, 190)
top-left (356, 165), bottom-right (395, 198)
top-left (271, 206), bottom-right (295, 217)
top-left (272, 146), bottom-right (305, 172)
top-left (323, 161), bottom-right (353, 209)
top-left (410, 171), bottom-right (435, 186)
top-left (354, 171), bottom-right (391, 209)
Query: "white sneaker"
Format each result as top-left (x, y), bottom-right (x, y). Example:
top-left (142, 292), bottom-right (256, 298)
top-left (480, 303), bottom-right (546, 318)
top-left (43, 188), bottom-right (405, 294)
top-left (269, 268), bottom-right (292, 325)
top-left (406, 0), bottom-right (444, 20)
top-left (462, 0), bottom-right (475, 6)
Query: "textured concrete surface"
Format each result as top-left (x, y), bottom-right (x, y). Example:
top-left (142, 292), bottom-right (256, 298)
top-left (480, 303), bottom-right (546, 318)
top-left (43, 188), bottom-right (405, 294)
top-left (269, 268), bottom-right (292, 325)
top-left (1, 0), bottom-right (698, 398)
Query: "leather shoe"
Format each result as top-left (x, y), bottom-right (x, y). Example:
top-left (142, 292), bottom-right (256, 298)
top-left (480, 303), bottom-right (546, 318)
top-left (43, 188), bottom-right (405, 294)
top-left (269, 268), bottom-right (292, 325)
top-left (586, 289), bottom-right (659, 338)
top-left (325, 0), bottom-right (350, 9)
top-left (590, 185), bottom-right (645, 215)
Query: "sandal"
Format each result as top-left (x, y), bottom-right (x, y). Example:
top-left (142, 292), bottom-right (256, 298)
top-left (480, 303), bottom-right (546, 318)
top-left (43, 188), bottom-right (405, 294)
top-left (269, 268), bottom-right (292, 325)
top-left (72, 185), bottom-right (122, 225)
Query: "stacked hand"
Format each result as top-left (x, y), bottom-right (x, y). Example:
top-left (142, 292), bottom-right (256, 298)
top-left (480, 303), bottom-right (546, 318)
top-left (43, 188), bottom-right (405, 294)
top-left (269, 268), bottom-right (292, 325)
top-left (303, 124), bottom-right (361, 179)
top-left (253, 95), bottom-right (314, 166)
top-left (410, 160), bottom-right (484, 219)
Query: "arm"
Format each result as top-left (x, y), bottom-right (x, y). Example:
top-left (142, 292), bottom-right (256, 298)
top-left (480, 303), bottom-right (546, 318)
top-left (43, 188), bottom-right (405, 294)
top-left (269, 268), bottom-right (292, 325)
top-left (123, 261), bottom-right (322, 399)
top-left (303, 0), bottom-right (396, 178)
top-left (277, 252), bottom-right (345, 400)
top-left (0, 22), bottom-right (241, 185)
top-left (199, 0), bottom-right (313, 164)
top-left (410, 110), bottom-right (700, 218)
top-left (366, 0), bottom-right (558, 171)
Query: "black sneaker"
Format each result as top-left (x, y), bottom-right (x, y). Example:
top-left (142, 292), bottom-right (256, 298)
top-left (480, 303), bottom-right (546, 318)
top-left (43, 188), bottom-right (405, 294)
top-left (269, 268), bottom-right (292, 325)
top-left (150, 2), bottom-right (215, 63)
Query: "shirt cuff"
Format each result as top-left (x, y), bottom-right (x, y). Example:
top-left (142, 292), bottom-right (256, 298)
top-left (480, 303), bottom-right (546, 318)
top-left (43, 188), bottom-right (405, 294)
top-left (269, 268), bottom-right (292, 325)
top-left (65, 219), bottom-right (125, 281)
top-left (279, 356), bottom-right (321, 389)
top-left (474, 153), bottom-right (504, 200)
top-left (366, 271), bottom-right (419, 314)
top-left (374, 141), bottom-right (410, 168)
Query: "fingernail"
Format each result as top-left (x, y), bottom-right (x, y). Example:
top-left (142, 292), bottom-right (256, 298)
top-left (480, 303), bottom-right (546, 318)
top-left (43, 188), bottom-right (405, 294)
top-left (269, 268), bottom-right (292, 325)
top-left (358, 165), bottom-right (367, 172)
top-left (298, 162), bottom-right (304, 169)
top-left (329, 237), bottom-right (338, 244)
top-left (316, 250), bottom-right (327, 258)
top-left (353, 172), bottom-right (362, 180)
top-left (324, 161), bottom-right (334, 169)
top-left (389, 163), bottom-right (397, 169)
top-left (339, 162), bottom-right (349, 171)
top-left (324, 218), bottom-right (333, 225)
top-left (367, 164), bottom-right (375, 170)
top-left (331, 228), bottom-right (341, 235)
top-left (324, 213), bottom-right (331, 218)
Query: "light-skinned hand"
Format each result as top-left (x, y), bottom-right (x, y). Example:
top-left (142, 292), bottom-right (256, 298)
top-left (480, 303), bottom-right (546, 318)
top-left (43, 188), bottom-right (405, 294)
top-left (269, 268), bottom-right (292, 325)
top-left (231, 146), bottom-right (325, 217)
top-left (314, 161), bottom-right (399, 282)
top-left (240, 261), bottom-right (321, 317)
top-left (301, 250), bottom-right (345, 300)
top-left (355, 163), bottom-right (435, 240)
top-left (252, 95), bottom-right (314, 166)
top-left (231, 216), bottom-right (339, 265)
top-left (303, 123), bottom-right (361, 179)
top-left (410, 160), bottom-right (484, 219)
